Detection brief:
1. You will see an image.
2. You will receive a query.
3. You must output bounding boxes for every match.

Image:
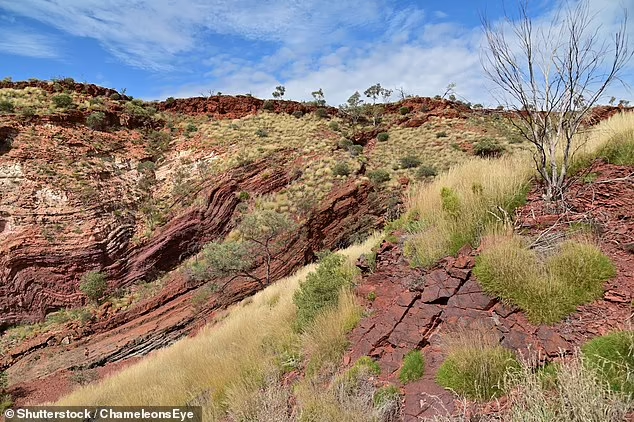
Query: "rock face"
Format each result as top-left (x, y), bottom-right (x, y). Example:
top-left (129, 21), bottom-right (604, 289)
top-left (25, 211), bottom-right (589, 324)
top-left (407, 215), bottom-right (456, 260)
top-left (348, 242), bottom-right (570, 421)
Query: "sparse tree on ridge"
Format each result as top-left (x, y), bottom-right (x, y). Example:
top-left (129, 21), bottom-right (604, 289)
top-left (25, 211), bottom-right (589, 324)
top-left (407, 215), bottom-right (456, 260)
top-left (272, 85), bottom-right (286, 99)
top-left (482, 0), bottom-right (631, 202)
top-left (364, 83), bottom-right (393, 126)
top-left (311, 88), bottom-right (326, 106)
top-left (339, 91), bottom-right (364, 130)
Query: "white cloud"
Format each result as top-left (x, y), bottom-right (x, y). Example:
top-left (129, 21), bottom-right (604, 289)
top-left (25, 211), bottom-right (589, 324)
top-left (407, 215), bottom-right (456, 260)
top-left (0, 28), bottom-right (60, 59)
top-left (0, 0), bottom-right (394, 70)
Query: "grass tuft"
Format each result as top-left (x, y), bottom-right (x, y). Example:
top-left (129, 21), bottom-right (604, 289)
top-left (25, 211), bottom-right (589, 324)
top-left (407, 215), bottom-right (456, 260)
top-left (582, 331), bottom-right (634, 395)
top-left (474, 237), bottom-right (616, 324)
top-left (399, 350), bottom-right (425, 384)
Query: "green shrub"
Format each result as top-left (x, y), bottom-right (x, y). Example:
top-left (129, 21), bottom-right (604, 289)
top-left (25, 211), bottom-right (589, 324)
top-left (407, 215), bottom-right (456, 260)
top-left (53, 94), bottom-right (74, 109)
top-left (474, 139), bottom-right (505, 157)
top-left (315, 108), bottom-right (329, 118)
top-left (185, 123), bottom-right (198, 134)
top-left (165, 96), bottom-right (176, 105)
top-left (399, 155), bottom-right (422, 169)
top-left (292, 110), bottom-right (304, 118)
top-left (338, 138), bottom-right (353, 149)
top-left (416, 165), bottom-right (438, 179)
top-left (440, 187), bottom-right (461, 218)
top-left (255, 128), bottom-right (268, 138)
top-left (436, 131), bottom-right (448, 138)
top-left (237, 191), bottom-right (250, 201)
top-left (437, 345), bottom-right (519, 401)
top-left (373, 385), bottom-right (401, 409)
top-left (399, 350), bottom-right (425, 384)
top-left (348, 144), bottom-right (364, 156)
top-left (377, 132), bottom-right (389, 142)
top-left (329, 121), bottom-right (340, 131)
top-left (474, 239), bottom-right (616, 324)
top-left (293, 253), bottom-right (357, 331)
top-left (368, 169), bottom-right (391, 184)
top-left (582, 331), bottom-right (634, 395)
top-left (262, 100), bottom-right (274, 111)
top-left (110, 93), bottom-right (121, 100)
top-left (86, 111), bottom-right (107, 130)
top-left (0, 99), bottom-right (14, 113)
top-left (345, 356), bottom-right (381, 385)
top-left (80, 271), bottom-right (108, 302)
top-left (598, 130), bottom-right (634, 166)
top-left (332, 162), bottom-right (351, 177)
top-left (399, 106), bottom-right (410, 115)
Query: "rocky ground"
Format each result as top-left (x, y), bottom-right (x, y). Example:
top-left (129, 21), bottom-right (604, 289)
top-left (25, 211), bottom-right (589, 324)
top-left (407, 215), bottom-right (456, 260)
top-left (346, 162), bottom-right (633, 421)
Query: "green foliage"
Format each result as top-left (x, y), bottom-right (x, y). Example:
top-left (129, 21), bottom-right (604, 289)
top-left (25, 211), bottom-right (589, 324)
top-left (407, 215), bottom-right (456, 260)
top-left (293, 253), bottom-right (357, 331)
top-left (474, 240), bottom-right (616, 324)
top-left (255, 128), bottom-right (268, 137)
top-left (124, 101), bottom-right (155, 118)
top-left (110, 93), bottom-right (121, 100)
top-left (332, 162), bottom-right (351, 177)
top-left (399, 155), bottom-right (422, 169)
top-left (80, 271), bottom-right (108, 303)
top-left (147, 130), bottom-right (171, 158)
top-left (238, 191), bottom-right (250, 201)
top-left (377, 132), bottom-right (389, 142)
top-left (262, 100), bottom-right (275, 111)
top-left (165, 96), bottom-right (176, 105)
top-left (329, 121), bottom-right (340, 131)
top-left (367, 291), bottom-right (377, 302)
top-left (199, 241), bottom-right (253, 280)
top-left (598, 130), bottom-right (634, 166)
top-left (399, 350), bottom-right (425, 384)
top-left (86, 111), bottom-right (107, 130)
top-left (0, 99), bottom-right (14, 113)
top-left (582, 331), bottom-right (634, 395)
top-left (292, 110), bottom-right (304, 118)
top-left (474, 139), bottom-right (505, 158)
top-left (436, 345), bottom-right (519, 401)
top-left (315, 107), bottom-right (329, 118)
top-left (185, 123), bottom-right (198, 134)
top-left (440, 187), bottom-right (461, 218)
top-left (399, 106), bottom-right (410, 115)
top-left (416, 165), bottom-right (438, 179)
top-left (373, 385), bottom-right (401, 408)
top-left (349, 356), bottom-right (381, 379)
top-left (436, 131), bottom-right (448, 138)
top-left (53, 94), bottom-right (74, 109)
top-left (348, 144), bottom-right (363, 156)
top-left (368, 169), bottom-right (391, 184)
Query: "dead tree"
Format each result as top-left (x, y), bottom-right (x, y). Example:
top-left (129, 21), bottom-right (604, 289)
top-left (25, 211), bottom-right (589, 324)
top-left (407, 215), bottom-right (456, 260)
top-left (482, 0), bottom-right (631, 202)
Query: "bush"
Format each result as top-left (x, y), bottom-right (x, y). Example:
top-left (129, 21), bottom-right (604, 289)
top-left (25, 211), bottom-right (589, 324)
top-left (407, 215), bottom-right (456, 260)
top-left (86, 111), bottom-right (107, 130)
top-left (474, 238), bottom-right (616, 324)
top-left (53, 94), bottom-right (74, 109)
top-left (399, 106), bottom-right (410, 115)
top-left (110, 93), bottom-right (121, 100)
top-left (315, 108), bottom-right (328, 118)
top-left (399, 155), bottom-right (422, 169)
top-left (80, 271), bottom-right (108, 302)
top-left (437, 343), bottom-right (519, 401)
top-left (474, 139), bottom-right (505, 158)
top-left (399, 350), bottom-right (425, 384)
top-left (416, 165), bottom-right (437, 179)
top-left (377, 132), bottom-right (389, 142)
top-left (436, 131), bottom-right (448, 138)
top-left (237, 191), bottom-right (250, 201)
top-left (598, 130), bottom-right (634, 166)
top-left (329, 121), bottom-right (340, 131)
top-left (332, 162), bottom-right (351, 177)
top-left (262, 100), bottom-right (274, 111)
top-left (348, 144), bottom-right (363, 156)
top-left (0, 99), bottom-right (14, 113)
top-left (293, 253), bottom-right (357, 331)
top-left (255, 128), bottom-right (268, 138)
top-left (368, 169), bottom-right (391, 184)
top-left (338, 139), bottom-right (353, 150)
top-left (582, 331), bottom-right (634, 395)
top-left (186, 123), bottom-right (198, 134)
top-left (165, 96), bottom-right (176, 105)
top-left (292, 110), bottom-right (304, 118)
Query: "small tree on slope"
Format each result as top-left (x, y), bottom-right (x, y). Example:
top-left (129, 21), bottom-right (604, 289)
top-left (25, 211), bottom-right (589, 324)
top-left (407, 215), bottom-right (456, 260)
top-left (482, 0), bottom-right (631, 202)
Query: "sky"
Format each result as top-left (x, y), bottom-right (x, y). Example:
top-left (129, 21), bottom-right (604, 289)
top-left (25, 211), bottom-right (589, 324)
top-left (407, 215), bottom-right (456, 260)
top-left (0, 0), bottom-right (633, 106)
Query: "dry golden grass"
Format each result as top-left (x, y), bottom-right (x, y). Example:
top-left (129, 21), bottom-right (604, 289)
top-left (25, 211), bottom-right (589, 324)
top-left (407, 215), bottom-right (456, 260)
top-left (57, 235), bottom-right (379, 420)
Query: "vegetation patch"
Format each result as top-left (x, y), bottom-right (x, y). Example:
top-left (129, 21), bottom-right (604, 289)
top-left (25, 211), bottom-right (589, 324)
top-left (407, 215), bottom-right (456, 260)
top-left (399, 350), bottom-right (425, 384)
top-left (598, 129), bottom-right (634, 166)
top-left (582, 331), bottom-right (634, 395)
top-left (436, 332), bottom-right (519, 401)
top-left (80, 271), bottom-right (108, 303)
top-left (474, 237), bottom-right (616, 324)
top-left (404, 157), bottom-right (532, 268)
top-left (294, 252), bottom-right (358, 332)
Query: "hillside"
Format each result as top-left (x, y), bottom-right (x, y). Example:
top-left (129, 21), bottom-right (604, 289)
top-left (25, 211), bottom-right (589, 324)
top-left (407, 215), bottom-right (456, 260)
top-left (0, 80), bottom-right (538, 406)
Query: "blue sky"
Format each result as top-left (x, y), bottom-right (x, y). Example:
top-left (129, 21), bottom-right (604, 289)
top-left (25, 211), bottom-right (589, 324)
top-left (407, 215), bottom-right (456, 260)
top-left (0, 0), bottom-right (632, 105)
